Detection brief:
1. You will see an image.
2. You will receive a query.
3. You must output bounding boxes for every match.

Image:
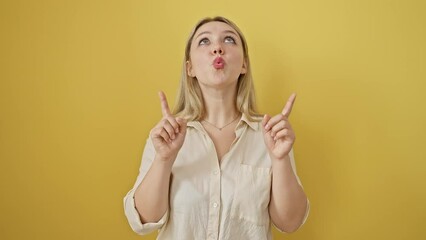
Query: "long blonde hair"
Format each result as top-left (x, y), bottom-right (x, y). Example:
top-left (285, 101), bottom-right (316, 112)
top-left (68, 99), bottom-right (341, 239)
top-left (173, 16), bottom-right (260, 121)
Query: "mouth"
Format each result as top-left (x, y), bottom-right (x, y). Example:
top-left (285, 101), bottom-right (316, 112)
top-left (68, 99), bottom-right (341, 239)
top-left (213, 57), bottom-right (225, 69)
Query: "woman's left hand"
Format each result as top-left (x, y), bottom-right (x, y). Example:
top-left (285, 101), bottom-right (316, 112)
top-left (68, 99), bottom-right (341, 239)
top-left (262, 93), bottom-right (297, 161)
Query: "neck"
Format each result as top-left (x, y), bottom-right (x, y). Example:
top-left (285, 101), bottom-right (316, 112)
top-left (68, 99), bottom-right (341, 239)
top-left (201, 85), bottom-right (240, 126)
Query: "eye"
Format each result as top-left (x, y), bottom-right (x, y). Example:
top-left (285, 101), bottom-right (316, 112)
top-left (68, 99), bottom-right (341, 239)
top-left (199, 38), bottom-right (210, 45)
top-left (224, 36), bottom-right (236, 44)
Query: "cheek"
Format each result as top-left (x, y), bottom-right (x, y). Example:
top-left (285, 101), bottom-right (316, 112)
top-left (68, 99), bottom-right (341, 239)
top-left (227, 47), bottom-right (244, 62)
top-left (230, 53), bottom-right (245, 68)
top-left (190, 55), bottom-right (208, 72)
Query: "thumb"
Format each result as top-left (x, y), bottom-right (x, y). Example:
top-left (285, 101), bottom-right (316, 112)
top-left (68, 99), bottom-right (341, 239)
top-left (176, 117), bottom-right (187, 133)
top-left (261, 115), bottom-right (274, 147)
top-left (262, 114), bottom-right (271, 134)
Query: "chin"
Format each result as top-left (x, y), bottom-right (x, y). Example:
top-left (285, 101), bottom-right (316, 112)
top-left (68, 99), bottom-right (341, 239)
top-left (206, 80), bottom-right (238, 90)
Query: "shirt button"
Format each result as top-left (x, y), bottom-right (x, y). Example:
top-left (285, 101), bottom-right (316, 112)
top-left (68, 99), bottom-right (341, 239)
top-left (213, 202), bottom-right (218, 208)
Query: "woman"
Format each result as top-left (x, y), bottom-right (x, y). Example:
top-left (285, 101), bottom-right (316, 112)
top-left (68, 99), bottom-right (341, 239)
top-left (124, 16), bottom-right (309, 239)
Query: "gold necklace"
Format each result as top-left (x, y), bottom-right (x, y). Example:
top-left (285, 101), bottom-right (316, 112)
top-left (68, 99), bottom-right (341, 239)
top-left (202, 115), bottom-right (240, 131)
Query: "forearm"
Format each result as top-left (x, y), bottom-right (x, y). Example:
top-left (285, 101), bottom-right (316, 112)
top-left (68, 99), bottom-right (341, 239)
top-left (269, 154), bottom-right (308, 232)
top-left (134, 155), bottom-right (175, 223)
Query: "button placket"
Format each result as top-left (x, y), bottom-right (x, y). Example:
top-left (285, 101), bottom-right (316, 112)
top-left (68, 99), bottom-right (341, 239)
top-left (206, 154), bottom-right (221, 239)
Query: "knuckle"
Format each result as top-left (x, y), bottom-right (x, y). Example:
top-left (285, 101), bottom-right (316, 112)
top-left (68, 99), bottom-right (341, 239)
top-left (168, 117), bottom-right (178, 127)
top-left (152, 127), bottom-right (161, 135)
top-left (161, 132), bottom-right (169, 139)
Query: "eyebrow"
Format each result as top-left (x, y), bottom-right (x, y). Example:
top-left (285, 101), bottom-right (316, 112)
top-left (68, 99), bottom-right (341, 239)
top-left (194, 30), bottom-right (239, 40)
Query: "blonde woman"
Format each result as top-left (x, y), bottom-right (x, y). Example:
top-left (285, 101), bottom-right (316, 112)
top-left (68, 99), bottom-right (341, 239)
top-left (124, 16), bottom-right (309, 239)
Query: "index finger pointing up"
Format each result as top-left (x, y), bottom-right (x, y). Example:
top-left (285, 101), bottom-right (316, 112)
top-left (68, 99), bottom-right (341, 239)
top-left (281, 93), bottom-right (297, 118)
top-left (158, 91), bottom-right (171, 117)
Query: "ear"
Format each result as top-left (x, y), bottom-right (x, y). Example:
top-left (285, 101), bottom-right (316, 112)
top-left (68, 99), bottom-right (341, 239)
top-left (241, 59), bottom-right (247, 74)
top-left (186, 60), bottom-right (194, 77)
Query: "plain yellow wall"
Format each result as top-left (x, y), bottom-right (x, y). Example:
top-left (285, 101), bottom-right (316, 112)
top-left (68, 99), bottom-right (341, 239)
top-left (1, 0), bottom-right (425, 239)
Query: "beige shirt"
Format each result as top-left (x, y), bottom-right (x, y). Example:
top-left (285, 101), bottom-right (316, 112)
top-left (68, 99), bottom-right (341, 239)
top-left (124, 114), bottom-right (309, 239)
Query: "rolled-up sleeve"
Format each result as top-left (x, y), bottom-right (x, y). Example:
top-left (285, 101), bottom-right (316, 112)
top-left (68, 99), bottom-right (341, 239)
top-left (274, 199), bottom-right (310, 233)
top-left (123, 138), bottom-right (168, 235)
top-left (123, 188), bottom-right (169, 234)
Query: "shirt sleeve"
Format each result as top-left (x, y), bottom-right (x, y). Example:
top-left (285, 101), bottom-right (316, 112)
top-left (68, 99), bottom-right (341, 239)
top-left (273, 148), bottom-right (310, 233)
top-left (123, 137), bottom-right (169, 235)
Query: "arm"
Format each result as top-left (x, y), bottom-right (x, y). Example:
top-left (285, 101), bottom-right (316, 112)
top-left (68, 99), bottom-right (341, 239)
top-left (134, 155), bottom-right (174, 223)
top-left (269, 153), bottom-right (308, 232)
top-left (131, 91), bottom-right (187, 223)
top-left (263, 93), bottom-right (309, 232)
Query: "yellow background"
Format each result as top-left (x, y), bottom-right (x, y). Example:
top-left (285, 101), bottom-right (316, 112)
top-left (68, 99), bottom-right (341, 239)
top-left (1, 0), bottom-right (425, 239)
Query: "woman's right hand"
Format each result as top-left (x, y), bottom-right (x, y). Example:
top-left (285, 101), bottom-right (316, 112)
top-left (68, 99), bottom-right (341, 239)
top-left (150, 91), bottom-right (187, 162)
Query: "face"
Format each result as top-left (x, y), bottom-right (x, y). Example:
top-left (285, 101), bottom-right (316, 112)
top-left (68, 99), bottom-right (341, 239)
top-left (187, 21), bottom-right (247, 89)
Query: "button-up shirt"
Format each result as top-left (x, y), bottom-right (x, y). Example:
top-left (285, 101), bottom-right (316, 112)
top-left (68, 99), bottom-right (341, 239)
top-left (124, 114), bottom-right (309, 239)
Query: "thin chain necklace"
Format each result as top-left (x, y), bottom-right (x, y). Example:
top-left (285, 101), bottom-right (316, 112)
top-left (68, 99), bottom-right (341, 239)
top-left (202, 115), bottom-right (240, 131)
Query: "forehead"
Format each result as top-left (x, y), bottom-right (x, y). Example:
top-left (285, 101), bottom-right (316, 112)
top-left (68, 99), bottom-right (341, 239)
top-left (194, 21), bottom-right (238, 36)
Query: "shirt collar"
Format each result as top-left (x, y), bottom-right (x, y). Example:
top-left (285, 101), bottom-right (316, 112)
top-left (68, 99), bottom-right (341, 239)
top-left (187, 120), bottom-right (204, 132)
top-left (239, 113), bottom-right (260, 131)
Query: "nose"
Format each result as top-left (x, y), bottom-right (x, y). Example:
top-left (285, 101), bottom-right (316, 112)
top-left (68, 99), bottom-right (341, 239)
top-left (212, 44), bottom-right (224, 55)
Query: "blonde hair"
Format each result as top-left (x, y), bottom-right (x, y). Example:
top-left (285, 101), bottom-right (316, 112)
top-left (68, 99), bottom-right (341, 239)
top-left (173, 16), bottom-right (261, 121)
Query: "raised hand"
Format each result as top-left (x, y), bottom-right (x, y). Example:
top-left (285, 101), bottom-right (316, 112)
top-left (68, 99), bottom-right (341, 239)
top-left (150, 91), bottom-right (187, 161)
top-left (262, 93), bottom-right (297, 161)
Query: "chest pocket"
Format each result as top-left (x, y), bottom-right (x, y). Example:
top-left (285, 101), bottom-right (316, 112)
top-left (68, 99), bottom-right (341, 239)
top-left (230, 164), bottom-right (272, 225)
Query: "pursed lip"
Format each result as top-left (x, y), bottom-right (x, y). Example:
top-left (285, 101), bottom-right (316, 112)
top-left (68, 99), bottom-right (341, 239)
top-left (213, 57), bottom-right (225, 69)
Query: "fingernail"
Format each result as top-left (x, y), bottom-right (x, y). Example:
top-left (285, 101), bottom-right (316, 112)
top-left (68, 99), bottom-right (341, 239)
top-left (265, 124), bottom-right (269, 130)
